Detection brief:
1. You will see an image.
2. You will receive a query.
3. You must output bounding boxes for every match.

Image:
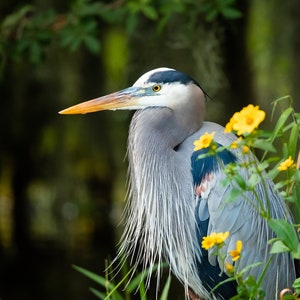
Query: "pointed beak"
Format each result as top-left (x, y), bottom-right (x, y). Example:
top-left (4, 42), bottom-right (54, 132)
top-left (59, 86), bottom-right (146, 115)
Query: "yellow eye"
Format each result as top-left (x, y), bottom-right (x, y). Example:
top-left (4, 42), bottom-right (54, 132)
top-left (152, 84), bottom-right (161, 92)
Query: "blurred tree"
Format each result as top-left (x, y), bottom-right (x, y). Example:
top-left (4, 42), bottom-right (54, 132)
top-left (222, 0), bottom-right (253, 112)
top-left (288, 0), bottom-right (300, 113)
top-left (1, 0), bottom-right (299, 299)
top-left (247, 0), bottom-right (300, 112)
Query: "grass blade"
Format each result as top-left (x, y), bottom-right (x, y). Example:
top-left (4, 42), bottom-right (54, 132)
top-left (89, 287), bottom-right (106, 299)
top-left (159, 275), bottom-right (171, 300)
top-left (73, 265), bottom-right (108, 286)
top-left (269, 107), bottom-right (293, 143)
top-left (104, 266), bottom-right (135, 300)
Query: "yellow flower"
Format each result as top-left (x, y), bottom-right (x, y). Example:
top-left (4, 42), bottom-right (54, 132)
top-left (225, 118), bottom-right (234, 133)
top-left (194, 132), bottom-right (215, 151)
top-left (214, 231), bottom-right (230, 244)
top-left (224, 104), bottom-right (266, 136)
top-left (201, 236), bottom-right (216, 250)
top-left (230, 240), bottom-right (243, 261)
top-left (230, 140), bottom-right (238, 149)
top-left (242, 145), bottom-right (250, 154)
top-left (201, 231), bottom-right (230, 250)
top-left (225, 262), bottom-right (234, 273)
top-left (278, 156), bottom-right (296, 171)
top-left (230, 137), bottom-right (243, 149)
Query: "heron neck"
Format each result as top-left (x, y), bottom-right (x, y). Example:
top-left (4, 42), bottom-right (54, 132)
top-left (130, 108), bottom-right (193, 149)
top-left (124, 107), bottom-right (201, 293)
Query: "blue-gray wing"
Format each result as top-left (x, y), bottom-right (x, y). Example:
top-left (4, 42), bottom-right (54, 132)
top-left (190, 121), bottom-right (296, 298)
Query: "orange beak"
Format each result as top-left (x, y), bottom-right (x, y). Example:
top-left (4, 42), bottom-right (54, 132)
top-left (59, 87), bottom-right (146, 115)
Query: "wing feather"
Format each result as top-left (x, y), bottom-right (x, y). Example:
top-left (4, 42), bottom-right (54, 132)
top-left (189, 122), bottom-right (296, 299)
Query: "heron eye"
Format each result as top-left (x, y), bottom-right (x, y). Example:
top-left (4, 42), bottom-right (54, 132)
top-left (152, 84), bottom-right (161, 92)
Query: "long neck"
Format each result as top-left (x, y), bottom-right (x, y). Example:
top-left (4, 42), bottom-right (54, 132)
top-left (118, 108), bottom-right (202, 294)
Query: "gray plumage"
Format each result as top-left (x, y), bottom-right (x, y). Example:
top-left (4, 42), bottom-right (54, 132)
top-left (119, 114), bottom-right (295, 299)
top-left (60, 67), bottom-right (297, 299)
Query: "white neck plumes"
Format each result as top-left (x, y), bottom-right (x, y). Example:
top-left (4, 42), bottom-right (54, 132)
top-left (116, 108), bottom-right (208, 298)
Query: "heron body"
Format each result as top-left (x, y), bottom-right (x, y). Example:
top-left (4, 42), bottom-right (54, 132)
top-left (60, 68), bottom-right (296, 299)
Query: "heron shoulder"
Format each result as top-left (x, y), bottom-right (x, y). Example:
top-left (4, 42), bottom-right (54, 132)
top-left (178, 121), bottom-right (237, 155)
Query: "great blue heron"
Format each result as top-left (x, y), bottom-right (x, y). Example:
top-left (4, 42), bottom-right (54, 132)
top-left (60, 68), bottom-right (296, 299)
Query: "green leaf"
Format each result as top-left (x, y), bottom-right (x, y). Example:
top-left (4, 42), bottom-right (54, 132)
top-left (288, 123), bottom-right (299, 158)
top-left (206, 9), bottom-right (218, 21)
top-left (160, 276), bottom-right (171, 300)
top-left (82, 19), bottom-right (98, 32)
top-left (138, 280), bottom-right (147, 300)
top-left (296, 244), bottom-right (300, 259)
top-left (210, 276), bottom-right (238, 294)
top-left (142, 5), bottom-right (158, 20)
top-left (238, 262), bottom-right (263, 275)
top-left (253, 139), bottom-right (276, 153)
top-left (295, 112), bottom-right (300, 123)
top-left (257, 160), bottom-right (270, 172)
top-left (126, 263), bottom-right (162, 292)
top-left (292, 181), bottom-right (300, 223)
top-left (89, 287), bottom-right (106, 299)
top-left (274, 180), bottom-right (287, 191)
top-left (247, 173), bottom-right (261, 189)
top-left (83, 35), bottom-right (101, 53)
top-left (74, 2), bottom-right (107, 18)
top-left (69, 37), bottom-right (81, 51)
top-left (224, 188), bottom-right (243, 204)
top-left (2, 5), bottom-right (35, 28)
top-left (270, 240), bottom-right (291, 254)
top-left (72, 265), bottom-right (123, 300)
top-left (73, 265), bottom-right (110, 286)
top-left (267, 165), bottom-right (280, 180)
top-left (268, 219), bottom-right (299, 258)
top-left (293, 170), bottom-right (300, 182)
top-left (104, 268), bottom-right (134, 300)
top-left (234, 174), bottom-right (246, 189)
top-left (282, 142), bottom-right (289, 157)
top-left (269, 107), bottom-right (293, 143)
top-left (125, 13), bottom-right (138, 33)
top-left (292, 277), bottom-right (300, 294)
top-left (222, 7), bottom-right (242, 19)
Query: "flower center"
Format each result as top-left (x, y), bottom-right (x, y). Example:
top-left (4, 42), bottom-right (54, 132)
top-left (246, 116), bottom-right (254, 125)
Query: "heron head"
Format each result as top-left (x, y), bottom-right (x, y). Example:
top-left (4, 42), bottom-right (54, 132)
top-left (59, 67), bottom-right (206, 116)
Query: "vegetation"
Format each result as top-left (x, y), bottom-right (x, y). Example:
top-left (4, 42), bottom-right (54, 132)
top-left (73, 262), bottom-right (171, 300)
top-left (195, 98), bottom-right (300, 299)
top-left (0, 0), bottom-right (241, 75)
top-left (76, 98), bottom-right (300, 299)
top-left (1, 0), bottom-right (300, 299)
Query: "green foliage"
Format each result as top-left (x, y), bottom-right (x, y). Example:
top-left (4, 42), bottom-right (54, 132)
top-left (293, 278), bottom-right (300, 295)
top-left (0, 0), bottom-right (242, 76)
top-left (233, 275), bottom-right (265, 300)
top-left (268, 219), bottom-right (300, 259)
top-left (1, 5), bottom-right (55, 67)
top-left (73, 264), bottom-right (126, 300)
top-left (199, 0), bottom-right (242, 22)
top-left (196, 97), bottom-right (300, 298)
top-left (71, 97), bottom-right (300, 300)
top-left (73, 261), bottom-right (171, 300)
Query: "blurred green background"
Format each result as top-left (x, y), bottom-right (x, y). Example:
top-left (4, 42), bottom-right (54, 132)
top-left (0, 0), bottom-right (300, 299)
